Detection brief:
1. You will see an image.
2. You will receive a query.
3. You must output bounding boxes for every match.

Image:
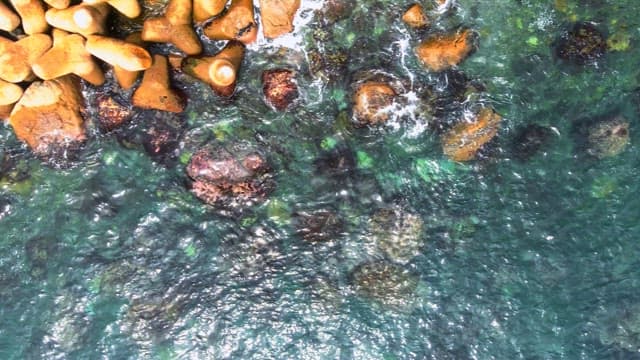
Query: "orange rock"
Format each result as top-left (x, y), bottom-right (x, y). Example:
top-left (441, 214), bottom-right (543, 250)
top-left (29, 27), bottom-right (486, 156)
top-left (132, 54), bottom-right (185, 112)
top-left (0, 79), bottom-right (23, 105)
top-left (9, 0), bottom-right (48, 34)
top-left (442, 107), bottom-right (501, 161)
top-left (8, 75), bottom-right (85, 154)
top-left (182, 40), bottom-right (244, 97)
top-left (402, 4), bottom-right (428, 29)
top-left (45, 3), bottom-right (110, 36)
top-left (415, 29), bottom-right (476, 72)
top-left (0, 104), bottom-right (13, 120)
top-left (353, 82), bottom-right (397, 125)
top-left (259, 0), bottom-right (300, 39)
top-left (203, 0), bottom-right (257, 44)
top-left (193, 0), bottom-right (227, 23)
top-left (142, 0), bottom-right (202, 55)
top-left (112, 32), bottom-right (147, 90)
top-left (0, 1), bottom-right (21, 31)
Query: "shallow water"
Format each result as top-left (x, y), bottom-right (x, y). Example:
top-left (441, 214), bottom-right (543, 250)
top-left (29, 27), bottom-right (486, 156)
top-left (2, 0), bottom-right (640, 358)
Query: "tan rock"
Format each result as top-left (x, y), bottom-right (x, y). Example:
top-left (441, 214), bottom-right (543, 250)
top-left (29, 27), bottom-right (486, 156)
top-left (415, 29), bottom-right (476, 72)
top-left (142, 0), bottom-right (202, 55)
top-left (0, 34), bottom-right (52, 83)
top-left (0, 79), bottom-right (23, 106)
top-left (182, 40), bottom-right (244, 97)
top-left (0, 1), bottom-right (21, 31)
top-left (43, 0), bottom-right (71, 10)
top-left (193, 0), bottom-right (226, 23)
top-left (8, 76), bottom-right (85, 154)
top-left (85, 34), bottom-right (152, 71)
top-left (113, 32), bottom-right (146, 90)
top-left (259, 0), bottom-right (300, 39)
top-left (203, 0), bottom-right (257, 44)
top-left (84, 0), bottom-right (141, 18)
top-left (442, 107), bottom-right (501, 161)
top-left (45, 3), bottom-right (110, 36)
top-left (402, 4), bottom-right (428, 29)
top-left (9, 0), bottom-right (48, 34)
top-left (0, 104), bottom-right (13, 120)
top-left (132, 54), bottom-right (185, 112)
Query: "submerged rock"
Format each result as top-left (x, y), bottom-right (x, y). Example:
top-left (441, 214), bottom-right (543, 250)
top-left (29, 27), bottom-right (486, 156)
top-left (402, 4), bottom-right (429, 29)
top-left (95, 94), bottom-right (133, 132)
top-left (415, 29), bottom-right (477, 72)
top-left (8, 75), bottom-right (85, 157)
top-left (350, 261), bottom-right (418, 308)
top-left (262, 69), bottom-right (299, 111)
top-left (555, 22), bottom-right (607, 64)
top-left (442, 107), bottom-right (502, 161)
top-left (186, 145), bottom-right (274, 207)
top-left (293, 209), bottom-right (344, 242)
top-left (369, 206), bottom-right (424, 264)
top-left (259, 0), bottom-right (300, 39)
top-left (307, 47), bottom-right (348, 83)
top-left (586, 116), bottom-right (629, 159)
top-left (512, 124), bottom-right (555, 161)
top-left (352, 82), bottom-right (397, 125)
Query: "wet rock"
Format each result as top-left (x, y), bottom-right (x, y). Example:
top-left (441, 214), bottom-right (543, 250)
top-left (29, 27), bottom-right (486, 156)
top-left (442, 107), bottom-right (502, 161)
top-left (293, 209), bottom-right (344, 242)
top-left (586, 116), bottom-right (629, 158)
top-left (415, 29), bottom-right (477, 72)
top-left (352, 82), bottom-right (397, 125)
top-left (186, 144), bottom-right (274, 207)
top-left (350, 261), bottom-right (418, 308)
top-left (8, 75), bottom-right (85, 157)
top-left (512, 124), bottom-right (555, 161)
top-left (25, 236), bottom-right (58, 278)
top-left (314, 146), bottom-right (356, 179)
top-left (315, 0), bottom-right (353, 24)
top-left (307, 47), bottom-right (348, 83)
top-left (262, 69), bottom-right (299, 111)
top-left (95, 94), bottom-right (133, 131)
top-left (555, 22), bottom-right (607, 64)
top-left (369, 206), bottom-right (424, 264)
top-left (402, 4), bottom-right (429, 29)
top-left (259, 0), bottom-right (300, 39)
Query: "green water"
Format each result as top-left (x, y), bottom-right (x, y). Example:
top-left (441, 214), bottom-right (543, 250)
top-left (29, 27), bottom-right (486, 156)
top-left (2, 0), bottom-right (640, 358)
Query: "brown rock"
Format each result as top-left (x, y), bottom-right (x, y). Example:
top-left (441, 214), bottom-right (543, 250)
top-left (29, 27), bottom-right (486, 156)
top-left (262, 69), bottom-right (298, 111)
top-left (9, 76), bottom-right (85, 154)
top-left (259, 0), bottom-right (300, 39)
top-left (415, 29), bottom-right (476, 72)
top-left (442, 107), bottom-right (501, 161)
top-left (95, 95), bottom-right (133, 131)
top-left (203, 0), bottom-right (257, 44)
top-left (402, 4), bottom-right (428, 29)
top-left (353, 82), bottom-right (397, 125)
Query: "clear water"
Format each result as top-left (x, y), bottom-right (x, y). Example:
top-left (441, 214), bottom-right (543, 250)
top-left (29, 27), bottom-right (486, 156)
top-left (2, 0), bottom-right (640, 358)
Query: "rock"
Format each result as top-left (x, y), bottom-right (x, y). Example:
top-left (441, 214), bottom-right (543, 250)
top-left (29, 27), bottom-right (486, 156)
top-left (402, 4), bottom-right (428, 29)
top-left (8, 75), bottom-right (85, 156)
top-left (262, 69), bottom-right (298, 111)
top-left (415, 29), bottom-right (477, 72)
top-left (555, 22), bottom-right (606, 64)
top-left (442, 107), bottom-right (502, 161)
top-left (307, 47), bottom-right (348, 82)
top-left (586, 116), bottom-right (629, 158)
top-left (293, 209), bottom-right (344, 242)
top-left (186, 145), bottom-right (274, 207)
top-left (352, 82), bottom-right (397, 125)
top-left (259, 0), bottom-right (300, 39)
top-left (369, 206), bottom-right (424, 264)
top-left (95, 94), bottom-right (133, 131)
top-left (314, 146), bottom-right (356, 179)
top-left (350, 261), bottom-right (418, 308)
top-left (315, 0), bottom-right (353, 24)
top-left (512, 124), bottom-right (555, 161)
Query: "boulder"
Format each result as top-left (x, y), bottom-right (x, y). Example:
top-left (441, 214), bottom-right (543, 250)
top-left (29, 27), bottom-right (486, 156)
top-left (9, 75), bottom-right (85, 155)
top-left (352, 82), bottom-right (397, 125)
top-left (555, 22), bottom-right (606, 64)
top-left (442, 107), bottom-right (501, 161)
top-left (259, 0), bottom-right (300, 39)
top-left (262, 69), bottom-right (298, 111)
top-left (415, 29), bottom-right (476, 72)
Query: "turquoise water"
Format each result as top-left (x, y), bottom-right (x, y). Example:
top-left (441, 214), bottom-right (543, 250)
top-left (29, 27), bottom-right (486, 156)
top-left (2, 0), bottom-right (640, 358)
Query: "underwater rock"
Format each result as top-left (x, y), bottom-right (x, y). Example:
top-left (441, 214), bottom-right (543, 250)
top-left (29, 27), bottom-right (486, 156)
top-left (132, 54), bottom-right (185, 113)
top-left (442, 107), bottom-right (502, 161)
top-left (352, 82), bottom-right (397, 125)
top-left (95, 94), bottom-right (132, 131)
top-left (415, 29), bottom-right (477, 72)
top-left (314, 146), bottom-right (356, 179)
top-left (186, 145), bottom-right (274, 207)
top-left (555, 22), bottom-right (607, 64)
top-left (203, 0), bottom-right (257, 44)
top-left (512, 124), bottom-right (555, 161)
top-left (182, 41), bottom-right (245, 97)
top-left (369, 206), bottom-right (424, 264)
top-left (350, 261), bottom-right (418, 308)
top-left (259, 0), bottom-right (300, 39)
top-left (9, 75), bottom-right (85, 156)
top-left (293, 209), bottom-right (344, 242)
top-left (25, 235), bottom-right (58, 277)
top-left (402, 4), bottom-right (428, 29)
top-left (586, 116), bottom-right (629, 159)
top-left (307, 47), bottom-right (348, 82)
top-left (262, 69), bottom-right (298, 111)
top-left (315, 0), bottom-right (353, 24)
top-left (141, 112), bottom-right (184, 159)
top-left (598, 302), bottom-right (640, 352)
